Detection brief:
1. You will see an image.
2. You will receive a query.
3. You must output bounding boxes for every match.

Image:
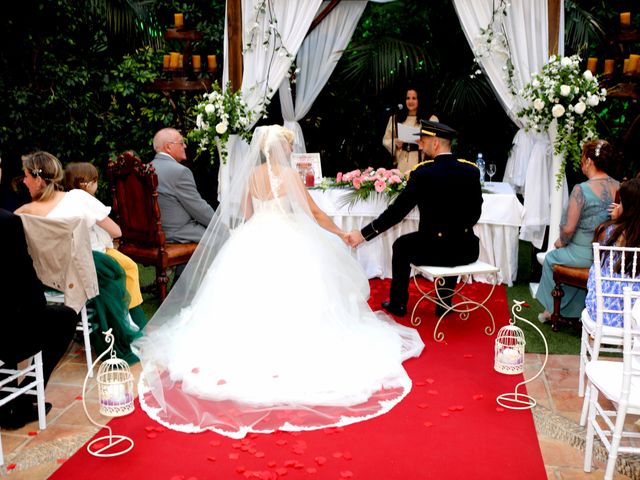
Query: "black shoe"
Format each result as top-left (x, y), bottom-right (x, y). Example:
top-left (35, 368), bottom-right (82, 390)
top-left (381, 300), bottom-right (407, 317)
top-left (0, 400), bottom-right (52, 430)
top-left (435, 301), bottom-right (453, 318)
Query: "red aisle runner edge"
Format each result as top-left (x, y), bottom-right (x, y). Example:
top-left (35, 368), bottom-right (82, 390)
top-left (51, 279), bottom-right (547, 480)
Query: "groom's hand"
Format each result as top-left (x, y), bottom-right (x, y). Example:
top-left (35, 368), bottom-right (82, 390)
top-left (346, 230), bottom-right (365, 248)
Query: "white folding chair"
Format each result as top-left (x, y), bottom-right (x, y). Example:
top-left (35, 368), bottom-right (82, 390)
top-left (0, 352), bottom-right (47, 466)
top-left (579, 243), bottom-right (640, 426)
top-left (583, 287), bottom-right (640, 480)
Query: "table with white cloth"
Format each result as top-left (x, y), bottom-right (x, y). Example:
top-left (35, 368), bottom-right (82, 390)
top-left (309, 181), bottom-right (524, 286)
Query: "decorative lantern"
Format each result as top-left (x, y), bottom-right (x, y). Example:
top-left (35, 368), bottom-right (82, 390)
top-left (82, 329), bottom-right (135, 457)
top-left (495, 301), bottom-right (548, 410)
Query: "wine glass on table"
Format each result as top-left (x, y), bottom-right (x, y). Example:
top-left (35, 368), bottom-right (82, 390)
top-left (486, 163), bottom-right (496, 184)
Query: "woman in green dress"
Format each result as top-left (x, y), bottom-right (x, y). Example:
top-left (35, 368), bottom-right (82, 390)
top-left (536, 140), bottom-right (620, 322)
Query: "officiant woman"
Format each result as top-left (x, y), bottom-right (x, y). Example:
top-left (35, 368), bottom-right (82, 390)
top-left (382, 87), bottom-right (439, 174)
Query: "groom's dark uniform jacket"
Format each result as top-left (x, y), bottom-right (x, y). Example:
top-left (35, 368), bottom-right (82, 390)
top-left (360, 121), bottom-right (483, 306)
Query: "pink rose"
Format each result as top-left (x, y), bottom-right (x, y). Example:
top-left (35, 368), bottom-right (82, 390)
top-left (353, 178), bottom-right (362, 189)
top-left (374, 179), bottom-right (386, 193)
top-left (336, 172), bottom-right (343, 182)
top-left (390, 175), bottom-right (402, 184)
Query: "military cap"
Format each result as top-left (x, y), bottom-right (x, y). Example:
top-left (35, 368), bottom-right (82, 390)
top-left (415, 119), bottom-right (457, 140)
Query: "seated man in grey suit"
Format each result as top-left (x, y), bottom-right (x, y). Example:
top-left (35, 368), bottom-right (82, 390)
top-left (151, 128), bottom-right (215, 243)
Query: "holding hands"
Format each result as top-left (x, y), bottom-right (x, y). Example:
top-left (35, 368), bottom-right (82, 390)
top-left (343, 230), bottom-right (365, 248)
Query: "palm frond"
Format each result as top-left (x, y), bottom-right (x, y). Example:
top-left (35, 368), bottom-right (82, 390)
top-left (564, 0), bottom-right (606, 53)
top-left (340, 36), bottom-right (429, 94)
top-left (88, 0), bottom-right (162, 48)
top-left (436, 73), bottom-right (494, 116)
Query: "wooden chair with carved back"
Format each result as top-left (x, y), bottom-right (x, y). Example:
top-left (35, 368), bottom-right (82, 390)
top-left (107, 151), bottom-right (197, 301)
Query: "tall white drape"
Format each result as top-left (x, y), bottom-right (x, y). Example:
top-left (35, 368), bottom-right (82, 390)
top-left (453, 0), bottom-right (566, 249)
top-left (219, 0), bottom-right (323, 199)
top-left (279, 0), bottom-right (368, 153)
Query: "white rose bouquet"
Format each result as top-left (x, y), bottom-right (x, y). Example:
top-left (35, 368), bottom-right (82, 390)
top-left (188, 81), bottom-right (253, 164)
top-left (517, 54), bottom-right (607, 174)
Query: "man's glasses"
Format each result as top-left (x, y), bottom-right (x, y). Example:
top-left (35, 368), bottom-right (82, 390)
top-left (167, 141), bottom-right (186, 147)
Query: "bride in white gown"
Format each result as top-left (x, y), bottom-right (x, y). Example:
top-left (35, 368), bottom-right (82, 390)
top-left (134, 125), bottom-right (424, 438)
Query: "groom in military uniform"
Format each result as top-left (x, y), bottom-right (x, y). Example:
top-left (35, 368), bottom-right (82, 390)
top-left (347, 120), bottom-right (483, 317)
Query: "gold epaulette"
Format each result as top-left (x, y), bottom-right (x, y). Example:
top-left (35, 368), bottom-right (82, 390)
top-left (457, 158), bottom-right (478, 168)
top-left (407, 160), bottom-right (434, 179)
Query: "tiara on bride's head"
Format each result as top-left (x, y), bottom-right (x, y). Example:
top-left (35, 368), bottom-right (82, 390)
top-left (594, 141), bottom-right (603, 158)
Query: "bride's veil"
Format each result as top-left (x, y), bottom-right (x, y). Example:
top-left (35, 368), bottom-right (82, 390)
top-left (138, 125), bottom-right (314, 331)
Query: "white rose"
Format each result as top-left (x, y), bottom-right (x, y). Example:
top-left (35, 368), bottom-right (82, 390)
top-left (560, 85), bottom-right (571, 96)
top-left (205, 104), bottom-right (215, 114)
top-left (587, 95), bottom-right (599, 107)
top-left (574, 102), bottom-right (586, 115)
top-left (561, 57), bottom-right (572, 67)
top-left (531, 79), bottom-right (540, 88)
top-left (215, 122), bottom-right (228, 134)
top-left (552, 104), bottom-right (565, 118)
top-left (583, 70), bottom-right (593, 80)
top-left (533, 98), bottom-right (545, 111)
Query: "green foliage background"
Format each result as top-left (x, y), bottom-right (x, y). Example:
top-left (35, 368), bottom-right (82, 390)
top-left (0, 0), bottom-right (638, 208)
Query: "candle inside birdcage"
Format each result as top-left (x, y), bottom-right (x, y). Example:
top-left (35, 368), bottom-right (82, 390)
top-left (494, 323), bottom-right (526, 375)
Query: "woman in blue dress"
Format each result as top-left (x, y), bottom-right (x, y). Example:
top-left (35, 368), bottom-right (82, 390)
top-left (536, 140), bottom-right (619, 322)
top-left (584, 178), bottom-right (640, 326)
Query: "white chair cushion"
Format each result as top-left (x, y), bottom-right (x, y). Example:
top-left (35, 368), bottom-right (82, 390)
top-left (585, 360), bottom-right (640, 412)
top-left (581, 308), bottom-right (625, 341)
top-left (413, 261), bottom-right (499, 278)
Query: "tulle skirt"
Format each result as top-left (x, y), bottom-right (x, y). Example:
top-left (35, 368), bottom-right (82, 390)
top-left (136, 211), bottom-right (424, 438)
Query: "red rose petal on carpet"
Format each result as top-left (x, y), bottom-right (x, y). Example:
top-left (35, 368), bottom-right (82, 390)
top-left (340, 471), bottom-right (354, 478)
top-left (423, 421), bottom-right (433, 427)
top-left (232, 442), bottom-right (242, 449)
top-left (255, 451), bottom-right (265, 458)
top-left (440, 412), bottom-right (450, 418)
top-left (464, 354), bottom-right (473, 358)
top-left (147, 432), bottom-right (157, 439)
top-left (425, 378), bottom-right (435, 384)
top-left (314, 456), bottom-right (327, 466)
top-left (169, 476), bottom-right (184, 480)
top-left (229, 453), bottom-right (240, 460)
top-left (206, 456), bottom-right (216, 462)
top-left (472, 394), bottom-right (484, 400)
top-left (417, 403), bottom-right (429, 409)
top-left (28, 431), bottom-right (37, 436)
top-left (275, 439), bottom-right (287, 446)
top-left (155, 427), bottom-right (165, 432)
top-left (414, 381), bottom-right (425, 386)
top-left (56, 458), bottom-right (66, 464)
top-left (75, 395), bottom-right (83, 400)
top-left (427, 390), bottom-right (439, 395)
top-left (306, 467), bottom-right (318, 474)
top-left (332, 452), bottom-right (343, 459)
top-left (496, 407), bottom-right (505, 412)
top-left (292, 447), bottom-right (305, 455)
top-left (275, 467), bottom-right (288, 476)
top-left (343, 451), bottom-right (353, 460)
top-left (284, 459), bottom-right (296, 467)
top-left (209, 440), bottom-right (221, 447)
top-left (144, 426), bottom-right (155, 431)
top-left (236, 466), bottom-right (247, 473)
top-left (6, 464), bottom-right (16, 470)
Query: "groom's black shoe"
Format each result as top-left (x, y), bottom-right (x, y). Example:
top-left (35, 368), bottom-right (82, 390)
top-left (381, 300), bottom-right (407, 317)
top-left (435, 299), bottom-right (454, 318)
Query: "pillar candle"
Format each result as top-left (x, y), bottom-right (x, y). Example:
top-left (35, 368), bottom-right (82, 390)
top-left (169, 52), bottom-right (180, 69)
top-left (163, 55), bottom-right (171, 70)
top-left (174, 13), bottom-right (184, 29)
top-left (207, 55), bottom-right (217, 71)
top-left (620, 12), bottom-right (631, 27)
top-left (178, 54), bottom-right (184, 69)
top-left (603, 59), bottom-right (614, 75)
top-left (629, 54), bottom-right (640, 74)
top-left (192, 55), bottom-right (201, 70)
top-left (623, 58), bottom-right (630, 74)
top-left (586, 57), bottom-right (597, 74)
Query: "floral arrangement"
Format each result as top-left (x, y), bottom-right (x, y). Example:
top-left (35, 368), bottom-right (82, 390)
top-left (315, 167), bottom-right (406, 206)
top-left (517, 54), bottom-right (606, 176)
top-left (188, 81), bottom-right (253, 164)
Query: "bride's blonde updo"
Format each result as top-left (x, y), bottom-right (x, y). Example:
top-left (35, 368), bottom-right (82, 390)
top-left (22, 151), bottom-right (65, 201)
top-left (259, 125), bottom-right (294, 162)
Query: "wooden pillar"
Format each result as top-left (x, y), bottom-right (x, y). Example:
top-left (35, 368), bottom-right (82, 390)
top-left (227, 0), bottom-right (243, 91)
top-left (548, 0), bottom-right (561, 56)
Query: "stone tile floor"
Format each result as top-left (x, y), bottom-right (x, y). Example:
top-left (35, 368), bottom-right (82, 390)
top-left (0, 345), bottom-right (637, 479)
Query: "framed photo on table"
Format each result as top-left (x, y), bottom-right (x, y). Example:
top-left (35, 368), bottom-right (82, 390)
top-left (291, 153), bottom-right (323, 186)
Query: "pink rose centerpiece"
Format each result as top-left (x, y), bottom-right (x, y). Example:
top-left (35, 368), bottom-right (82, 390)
top-left (320, 167), bottom-right (406, 205)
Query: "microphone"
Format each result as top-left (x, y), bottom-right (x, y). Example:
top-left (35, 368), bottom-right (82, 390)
top-left (385, 104), bottom-right (403, 113)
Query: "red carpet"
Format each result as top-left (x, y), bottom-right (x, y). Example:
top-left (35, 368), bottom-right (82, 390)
top-left (51, 279), bottom-right (546, 480)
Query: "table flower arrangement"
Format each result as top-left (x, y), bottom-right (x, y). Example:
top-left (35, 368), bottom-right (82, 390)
top-left (315, 167), bottom-right (406, 206)
top-left (188, 81), bottom-right (253, 164)
top-left (517, 54), bottom-right (606, 175)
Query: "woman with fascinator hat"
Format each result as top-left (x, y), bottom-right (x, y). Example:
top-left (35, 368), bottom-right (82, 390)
top-left (134, 125), bottom-right (424, 439)
top-left (536, 140), bottom-right (620, 323)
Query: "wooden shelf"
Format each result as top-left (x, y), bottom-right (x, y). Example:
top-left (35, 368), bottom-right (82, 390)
top-left (164, 29), bottom-right (203, 41)
top-left (148, 78), bottom-right (212, 91)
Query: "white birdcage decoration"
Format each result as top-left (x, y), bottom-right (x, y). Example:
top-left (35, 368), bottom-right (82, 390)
top-left (82, 329), bottom-right (135, 457)
top-left (495, 301), bottom-right (548, 410)
top-left (494, 323), bottom-right (526, 374)
top-left (97, 352), bottom-right (134, 417)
